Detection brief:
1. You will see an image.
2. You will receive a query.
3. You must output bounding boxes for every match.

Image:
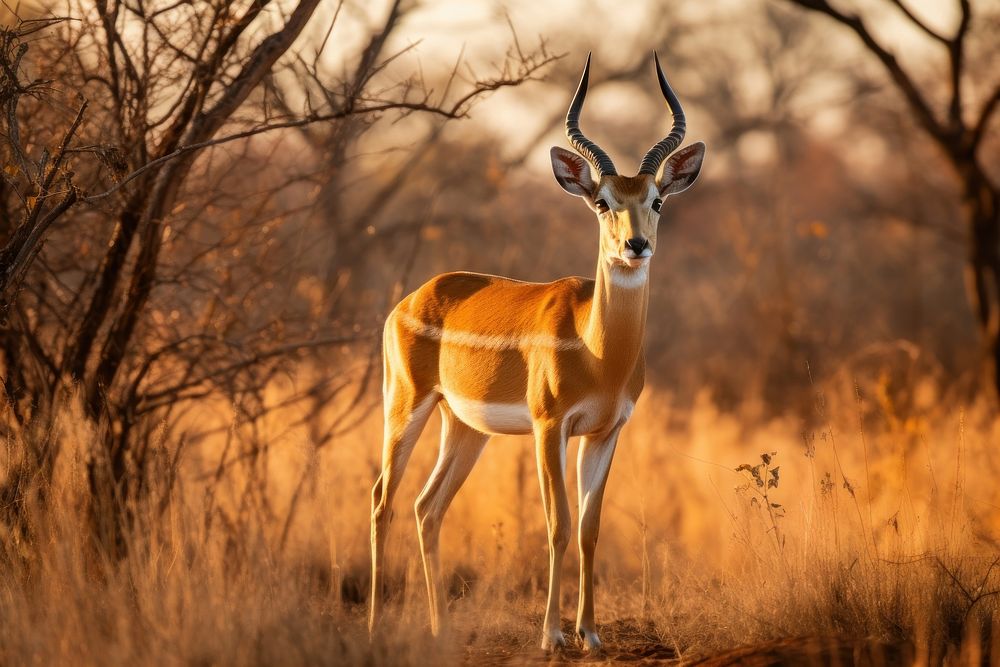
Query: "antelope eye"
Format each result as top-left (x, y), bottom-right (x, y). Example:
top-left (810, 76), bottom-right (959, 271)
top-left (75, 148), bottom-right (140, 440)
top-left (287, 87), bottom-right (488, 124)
top-left (651, 198), bottom-right (663, 213)
top-left (594, 199), bottom-right (610, 213)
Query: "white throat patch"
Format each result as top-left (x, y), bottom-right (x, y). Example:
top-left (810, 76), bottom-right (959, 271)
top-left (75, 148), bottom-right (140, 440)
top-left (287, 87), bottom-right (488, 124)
top-left (609, 265), bottom-right (649, 289)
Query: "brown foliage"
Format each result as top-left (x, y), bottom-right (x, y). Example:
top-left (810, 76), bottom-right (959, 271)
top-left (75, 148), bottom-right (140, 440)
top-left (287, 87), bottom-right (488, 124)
top-left (0, 1), bottom-right (554, 547)
top-left (0, 0), bottom-right (999, 663)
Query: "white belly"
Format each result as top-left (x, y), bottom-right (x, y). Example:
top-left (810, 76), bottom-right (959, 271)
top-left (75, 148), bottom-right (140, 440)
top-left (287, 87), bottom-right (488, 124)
top-left (441, 391), bottom-right (533, 435)
top-left (441, 390), bottom-right (635, 438)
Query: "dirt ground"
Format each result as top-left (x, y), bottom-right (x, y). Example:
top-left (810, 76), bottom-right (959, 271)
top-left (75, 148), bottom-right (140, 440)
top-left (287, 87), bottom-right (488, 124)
top-left (463, 619), bottom-right (915, 666)
top-left (466, 619), bottom-right (677, 665)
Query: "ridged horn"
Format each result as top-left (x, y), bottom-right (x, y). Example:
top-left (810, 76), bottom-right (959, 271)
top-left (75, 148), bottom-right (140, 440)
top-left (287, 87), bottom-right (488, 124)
top-left (565, 53), bottom-right (617, 177)
top-left (637, 52), bottom-right (687, 176)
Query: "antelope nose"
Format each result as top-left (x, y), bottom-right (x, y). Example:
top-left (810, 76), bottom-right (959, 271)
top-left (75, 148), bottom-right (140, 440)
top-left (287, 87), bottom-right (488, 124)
top-left (625, 237), bottom-right (649, 254)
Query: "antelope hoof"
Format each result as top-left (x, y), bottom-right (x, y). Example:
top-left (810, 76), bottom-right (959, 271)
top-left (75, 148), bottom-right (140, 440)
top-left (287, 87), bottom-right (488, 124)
top-left (429, 617), bottom-right (448, 640)
top-left (578, 628), bottom-right (603, 653)
top-left (541, 629), bottom-right (567, 652)
top-left (367, 615), bottom-right (382, 641)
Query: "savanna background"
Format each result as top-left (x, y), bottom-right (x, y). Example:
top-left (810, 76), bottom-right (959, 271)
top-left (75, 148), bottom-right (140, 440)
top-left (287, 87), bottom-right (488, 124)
top-left (2, 0), bottom-right (1000, 664)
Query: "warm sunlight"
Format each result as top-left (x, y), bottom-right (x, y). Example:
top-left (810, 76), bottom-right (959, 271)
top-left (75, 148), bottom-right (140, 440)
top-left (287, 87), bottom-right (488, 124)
top-left (1, 0), bottom-right (998, 664)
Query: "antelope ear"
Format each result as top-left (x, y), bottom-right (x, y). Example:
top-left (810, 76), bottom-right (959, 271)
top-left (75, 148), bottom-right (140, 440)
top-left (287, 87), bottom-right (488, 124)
top-left (657, 142), bottom-right (705, 197)
top-left (550, 147), bottom-right (595, 198)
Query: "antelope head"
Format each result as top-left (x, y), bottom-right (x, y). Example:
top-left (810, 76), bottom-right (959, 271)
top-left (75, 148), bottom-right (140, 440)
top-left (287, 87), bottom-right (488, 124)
top-left (550, 53), bottom-right (706, 271)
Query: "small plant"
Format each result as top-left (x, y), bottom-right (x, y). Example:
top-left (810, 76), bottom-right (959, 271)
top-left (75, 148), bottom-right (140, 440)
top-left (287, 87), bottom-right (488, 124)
top-left (736, 452), bottom-right (785, 552)
top-left (820, 471), bottom-right (834, 495)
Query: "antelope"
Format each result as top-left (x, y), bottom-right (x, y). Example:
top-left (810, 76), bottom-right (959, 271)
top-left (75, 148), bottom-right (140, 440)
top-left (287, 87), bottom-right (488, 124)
top-left (369, 53), bottom-right (705, 652)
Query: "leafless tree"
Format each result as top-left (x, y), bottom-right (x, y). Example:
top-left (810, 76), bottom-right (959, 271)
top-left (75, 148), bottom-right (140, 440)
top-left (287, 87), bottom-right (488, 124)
top-left (781, 0), bottom-right (1000, 398)
top-left (0, 1), bottom-right (555, 547)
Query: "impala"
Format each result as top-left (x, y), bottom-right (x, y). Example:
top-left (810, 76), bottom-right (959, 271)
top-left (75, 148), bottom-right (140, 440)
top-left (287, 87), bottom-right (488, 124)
top-left (369, 53), bottom-right (705, 651)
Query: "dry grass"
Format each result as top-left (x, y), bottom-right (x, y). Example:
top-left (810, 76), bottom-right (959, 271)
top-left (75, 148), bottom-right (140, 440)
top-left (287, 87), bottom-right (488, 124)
top-left (2, 376), bottom-right (999, 665)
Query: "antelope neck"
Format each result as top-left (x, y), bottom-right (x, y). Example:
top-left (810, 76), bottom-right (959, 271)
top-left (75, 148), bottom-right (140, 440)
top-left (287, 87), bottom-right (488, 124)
top-left (583, 256), bottom-right (649, 386)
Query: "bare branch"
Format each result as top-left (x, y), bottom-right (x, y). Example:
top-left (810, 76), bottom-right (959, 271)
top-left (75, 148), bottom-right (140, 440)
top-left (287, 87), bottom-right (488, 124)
top-left (946, 0), bottom-right (971, 130)
top-left (135, 333), bottom-right (372, 413)
top-left (781, 0), bottom-right (949, 145)
top-left (2, 186), bottom-right (78, 304)
top-left (887, 0), bottom-right (950, 44)
top-left (186, 0), bottom-right (319, 147)
top-left (83, 102), bottom-right (474, 202)
top-left (1, 101), bottom-right (87, 311)
top-left (971, 84), bottom-right (1000, 150)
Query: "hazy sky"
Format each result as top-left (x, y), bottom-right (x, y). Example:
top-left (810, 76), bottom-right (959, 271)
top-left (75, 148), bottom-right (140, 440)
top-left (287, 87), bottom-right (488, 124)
top-left (359, 0), bottom-right (962, 175)
top-left (233, 0), bottom-right (973, 181)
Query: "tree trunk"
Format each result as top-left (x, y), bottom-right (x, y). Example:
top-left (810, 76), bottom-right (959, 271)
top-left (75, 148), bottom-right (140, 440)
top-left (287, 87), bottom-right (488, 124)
top-left (963, 168), bottom-right (1000, 398)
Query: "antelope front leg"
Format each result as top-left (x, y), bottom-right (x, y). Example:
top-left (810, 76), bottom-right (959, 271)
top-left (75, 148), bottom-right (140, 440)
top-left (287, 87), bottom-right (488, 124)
top-left (534, 422), bottom-right (571, 651)
top-left (575, 424), bottom-right (622, 652)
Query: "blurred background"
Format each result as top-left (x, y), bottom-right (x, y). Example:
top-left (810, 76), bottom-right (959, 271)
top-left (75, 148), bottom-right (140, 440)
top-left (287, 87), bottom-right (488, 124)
top-left (1, 0), bottom-right (1000, 662)
top-left (4, 0), bottom-right (998, 439)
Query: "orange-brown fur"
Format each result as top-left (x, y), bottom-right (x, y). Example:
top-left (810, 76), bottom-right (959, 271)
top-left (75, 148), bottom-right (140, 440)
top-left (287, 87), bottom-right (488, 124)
top-left (386, 270), bottom-right (646, 416)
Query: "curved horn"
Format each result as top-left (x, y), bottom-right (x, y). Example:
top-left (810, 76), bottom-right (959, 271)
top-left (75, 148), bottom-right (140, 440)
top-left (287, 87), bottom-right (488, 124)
top-left (637, 52), bottom-right (687, 176)
top-left (566, 53), bottom-right (617, 177)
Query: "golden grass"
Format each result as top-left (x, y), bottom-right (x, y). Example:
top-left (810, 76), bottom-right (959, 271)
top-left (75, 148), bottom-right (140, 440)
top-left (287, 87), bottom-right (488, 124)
top-left (1, 377), bottom-right (999, 665)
